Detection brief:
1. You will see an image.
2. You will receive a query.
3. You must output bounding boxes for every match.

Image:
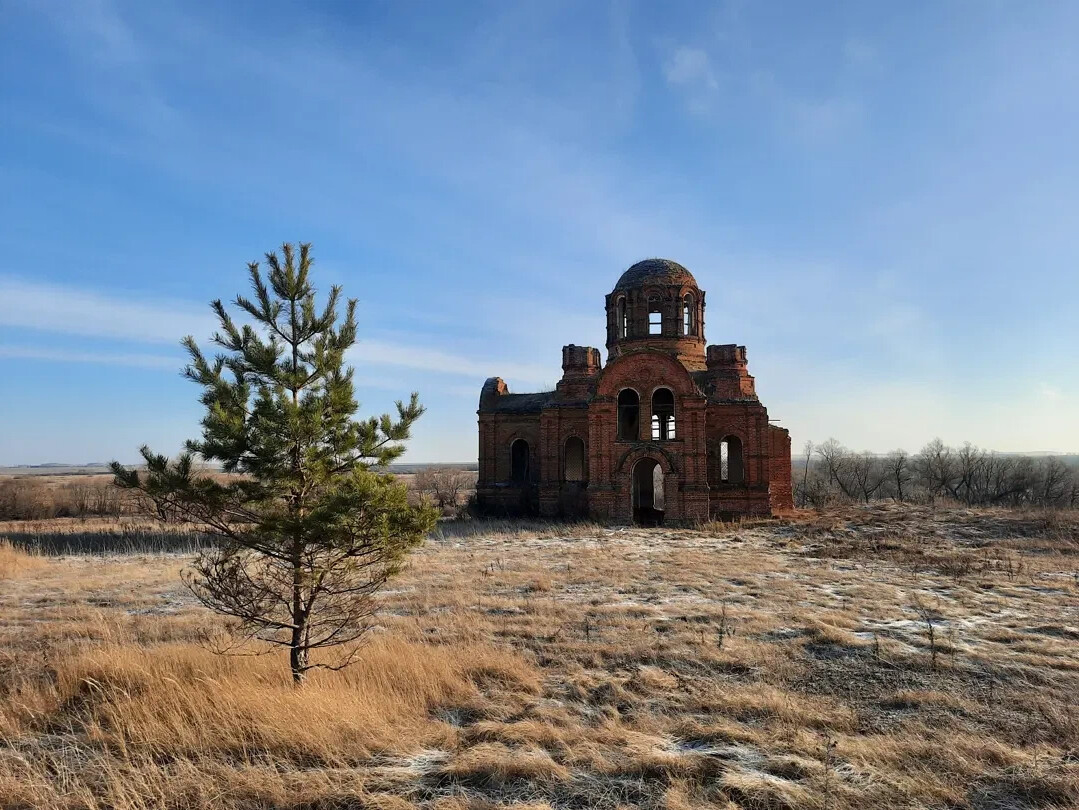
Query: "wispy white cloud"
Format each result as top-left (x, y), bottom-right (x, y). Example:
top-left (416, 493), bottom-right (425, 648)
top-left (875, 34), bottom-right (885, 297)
top-left (7, 1), bottom-right (1079, 462)
top-left (0, 276), bottom-right (215, 344)
top-left (0, 344), bottom-right (179, 369)
top-left (663, 46), bottom-right (720, 114)
top-left (350, 341), bottom-right (551, 387)
top-left (19, 1), bottom-right (696, 273)
top-left (749, 71), bottom-right (862, 143)
top-left (0, 276), bottom-right (551, 386)
top-left (664, 47), bottom-right (718, 89)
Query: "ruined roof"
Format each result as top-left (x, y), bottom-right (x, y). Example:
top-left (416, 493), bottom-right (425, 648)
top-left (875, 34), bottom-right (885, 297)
top-left (483, 391), bottom-right (555, 414)
top-left (614, 258), bottom-right (697, 291)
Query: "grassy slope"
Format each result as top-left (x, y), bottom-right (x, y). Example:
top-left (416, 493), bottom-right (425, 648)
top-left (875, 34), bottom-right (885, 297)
top-left (1, 504), bottom-right (1077, 809)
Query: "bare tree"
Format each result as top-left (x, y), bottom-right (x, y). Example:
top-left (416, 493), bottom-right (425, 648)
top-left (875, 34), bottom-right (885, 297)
top-left (817, 439), bottom-right (858, 500)
top-left (849, 452), bottom-right (888, 504)
top-left (799, 440), bottom-right (814, 507)
top-left (1038, 457), bottom-right (1072, 506)
top-left (915, 439), bottom-right (959, 502)
top-left (884, 450), bottom-right (912, 501)
top-left (414, 466), bottom-right (472, 514)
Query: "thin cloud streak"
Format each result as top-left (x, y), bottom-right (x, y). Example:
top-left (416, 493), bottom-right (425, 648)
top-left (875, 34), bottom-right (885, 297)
top-left (0, 276), bottom-right (215, 344)
top-left (350, 341), bottom-right (550, 387)
top-left (0, 276), bottom-right (550, 386)
top-left (0, 344), bottom-right (179, 369)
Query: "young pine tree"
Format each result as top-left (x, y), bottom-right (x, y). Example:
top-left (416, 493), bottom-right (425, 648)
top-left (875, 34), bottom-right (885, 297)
top-left (112, 243), bottom-right (436, 683)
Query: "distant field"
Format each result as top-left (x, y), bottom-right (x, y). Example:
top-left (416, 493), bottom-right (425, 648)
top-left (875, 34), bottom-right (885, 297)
top-left (2, 503), bottom-right (1077, 809)
top-left (0, 466), bottom-right (479, 523)
top-left (0, 462), bottom-right (479, 476)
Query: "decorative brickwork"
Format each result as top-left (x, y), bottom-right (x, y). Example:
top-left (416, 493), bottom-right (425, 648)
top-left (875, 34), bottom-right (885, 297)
top-left (477, 259), bottom-right (794, 524)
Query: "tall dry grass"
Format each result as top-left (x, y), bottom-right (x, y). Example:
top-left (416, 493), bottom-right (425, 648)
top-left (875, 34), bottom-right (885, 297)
top-left (1, 503), bottom-right (1078, 809)
top-left (0, 636), bottom-right (541, 808)
top-left (0, 539), bottom-right (45, 579)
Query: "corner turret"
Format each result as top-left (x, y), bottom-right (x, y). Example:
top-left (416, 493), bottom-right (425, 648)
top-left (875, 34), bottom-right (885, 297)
top-left (704, 344), bottom-right (756, 399)
top-left (556, 345), bottom-right (601, 400)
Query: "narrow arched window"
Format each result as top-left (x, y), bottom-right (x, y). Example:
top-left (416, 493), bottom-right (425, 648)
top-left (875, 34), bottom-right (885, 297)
top-left (616, 296), bottom-right (627, 338)
top-left (720, 436), bottom-right (744, 484)
top-left (617, 389), bottom-right (640, 440)
top-left (510, 439), bottom-right (530, 482)
top-left (564, 437), bottom-right (585, 482)
top-left (683, 294), bottom-right (695, 336)
top-left (648, 295), bottom-right (662, 335)
top-left (651, 388), bottom-right (676, 440)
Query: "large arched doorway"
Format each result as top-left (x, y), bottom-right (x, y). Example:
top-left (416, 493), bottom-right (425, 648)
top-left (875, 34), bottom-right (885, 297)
top-left (631, 458), bottom-right (665, 526)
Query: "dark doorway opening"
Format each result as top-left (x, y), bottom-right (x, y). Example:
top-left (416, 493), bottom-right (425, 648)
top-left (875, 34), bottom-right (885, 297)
top-left (632, 458), bottom-right (665, 526)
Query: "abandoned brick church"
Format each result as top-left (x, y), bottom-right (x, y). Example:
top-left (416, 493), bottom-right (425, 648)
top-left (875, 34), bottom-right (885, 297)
top-left (477, 259), bottom-right (793, 524)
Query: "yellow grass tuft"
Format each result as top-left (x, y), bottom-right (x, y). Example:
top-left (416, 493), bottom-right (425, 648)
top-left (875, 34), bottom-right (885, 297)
top-left (437, 742), bottom-right (570, 786)
top-left (0, 538), bottom-right (46, 578)
top-left (40, 638), bottom-right (539, 765)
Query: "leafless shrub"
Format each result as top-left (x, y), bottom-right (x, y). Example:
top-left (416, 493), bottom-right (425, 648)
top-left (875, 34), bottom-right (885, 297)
top-left (0, 477), bottom-right (136, 521)
top-left (0, 479), bottom-right (52, 520)
top-left (913, 596), bottom-right (940, 672)
top-left (412, 467), bottom-right (474, 515)
top-left (884, 449), bottom-right (913, 501)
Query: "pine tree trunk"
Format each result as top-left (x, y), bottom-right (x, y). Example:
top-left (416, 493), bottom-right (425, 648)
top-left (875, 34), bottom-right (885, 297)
top-left (291, 559), bottom-right (306, 684)
top-left (290, 633), bottom-right (307, 684)
top-left (289, 303), bottom-right (306, 687)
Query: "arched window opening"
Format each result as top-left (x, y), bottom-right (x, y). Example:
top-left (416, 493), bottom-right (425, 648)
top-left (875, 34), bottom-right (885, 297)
top-left (616, 296), bottom-right (627, 339)
top-left (632, 458), bottom-right (665, 526)
top-left (564, 437), bottom-right (586, 482)
top-left (651, 388), bottom-right (676, 441)
top-left (510, 439), bottom-right (530, 483)
top-left (683, 294), bottom-right (695, 336)
top-left (617, 389), bottom-right (640, 440)
top-left (720, 436), bottom-right (744, 484)
top-left (648, 295), bottom-right (662, 335)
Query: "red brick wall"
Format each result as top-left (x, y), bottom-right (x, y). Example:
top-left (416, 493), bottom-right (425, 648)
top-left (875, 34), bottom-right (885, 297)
top-left (538, 406), bottom-right (590, 518)
top-left (476, 410), bottom-right (543, 514)
top-left (768, 424), bottom-right (794, 512)
top-left (477, 337), bottom-right (792, 522)
top-left (586, 350), bottom-right (710, 523)
top-left (704, 401), bottom-right (773, 516)
top-left (605, 285), bottom-right (708, 371)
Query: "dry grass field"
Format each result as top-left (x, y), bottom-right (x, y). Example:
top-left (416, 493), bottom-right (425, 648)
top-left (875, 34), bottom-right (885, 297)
top-left (2, 503), bottom-right (1078, 809)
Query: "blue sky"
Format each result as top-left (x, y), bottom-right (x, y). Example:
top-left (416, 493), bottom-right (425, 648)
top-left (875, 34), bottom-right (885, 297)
top-left (1, 0), bottom-right (1077, 464)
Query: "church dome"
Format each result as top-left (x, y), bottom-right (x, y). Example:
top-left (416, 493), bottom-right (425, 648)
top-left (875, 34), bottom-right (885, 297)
top-left (614, 259), bottom-right (697, 291)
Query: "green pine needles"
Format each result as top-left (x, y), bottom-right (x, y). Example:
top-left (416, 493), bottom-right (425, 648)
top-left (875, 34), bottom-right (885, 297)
top-left (112, 243), bottom-right (437, 683)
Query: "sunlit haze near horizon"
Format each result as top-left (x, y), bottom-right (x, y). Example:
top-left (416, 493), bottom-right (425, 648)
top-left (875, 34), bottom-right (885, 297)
top-left (1, 1), bottom-right (1077, 464)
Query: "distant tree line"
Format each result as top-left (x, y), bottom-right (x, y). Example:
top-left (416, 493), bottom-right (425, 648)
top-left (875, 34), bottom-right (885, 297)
top-left (0, 477), bottom-right (133, 521)
top-left (796, 439), bottom-right (1079, 509)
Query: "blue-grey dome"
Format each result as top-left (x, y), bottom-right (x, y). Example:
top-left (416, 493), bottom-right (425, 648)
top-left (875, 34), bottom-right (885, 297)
top-left (614, 259), bottom-right (697, 291)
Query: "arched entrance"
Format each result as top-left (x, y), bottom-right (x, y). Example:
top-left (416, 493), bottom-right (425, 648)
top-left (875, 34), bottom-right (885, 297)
top-left (632, 458), bottom-right (665, 526)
